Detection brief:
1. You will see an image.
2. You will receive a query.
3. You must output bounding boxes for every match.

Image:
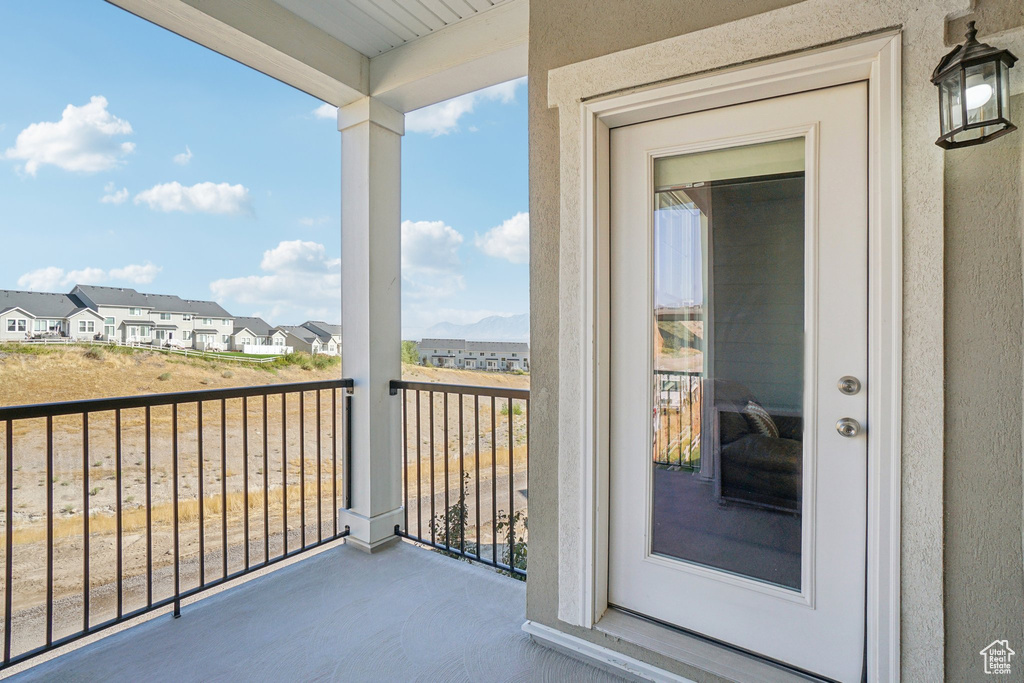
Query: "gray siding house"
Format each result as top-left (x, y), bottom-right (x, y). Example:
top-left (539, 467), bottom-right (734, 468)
top-left (0, 290), bottom-right (104, 342)
top-left (300, 321), bottom-right (341, 356)
top-left (70, 285), bottom-right (233, 350)
top-left (279, 325), bottom-right (323, 355)
top-left (230, 316), bottom-right (290, 352)
top-left (418, 338), bottom-right (529, 371)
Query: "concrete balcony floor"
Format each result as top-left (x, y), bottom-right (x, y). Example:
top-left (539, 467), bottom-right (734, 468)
top-left (10, 540), bottom-right (624, 682)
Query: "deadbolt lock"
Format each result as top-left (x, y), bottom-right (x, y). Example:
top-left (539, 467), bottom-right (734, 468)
top-left (837, 376), bottom-right (861, 395)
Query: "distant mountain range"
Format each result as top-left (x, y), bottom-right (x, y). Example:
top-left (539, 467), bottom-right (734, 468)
top-left (421, 313), bottom-right (529, 343)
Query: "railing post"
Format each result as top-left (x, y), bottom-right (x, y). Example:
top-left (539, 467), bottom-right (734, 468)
top-left (337, 97), bottom-right (405, 552)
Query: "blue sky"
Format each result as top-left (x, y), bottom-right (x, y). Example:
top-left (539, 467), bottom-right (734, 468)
top-left (0, 2), bottom-right (528, 339)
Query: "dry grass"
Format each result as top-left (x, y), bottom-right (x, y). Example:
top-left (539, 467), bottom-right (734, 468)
top-left (400, 363), bottom-right (529, 390)
top-left (4, 480), bottom-right (335, 546)
top-left (0, 345), bottom-right (343, 408)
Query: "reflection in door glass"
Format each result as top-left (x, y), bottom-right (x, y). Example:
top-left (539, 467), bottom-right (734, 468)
top-left (650, 138), bottom-right (804, 590)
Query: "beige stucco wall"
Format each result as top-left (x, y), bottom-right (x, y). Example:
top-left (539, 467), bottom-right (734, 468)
top-left (528, 0), bottom-right (1024, 680)
top-left (943, 93), bottom-right (1024, 681)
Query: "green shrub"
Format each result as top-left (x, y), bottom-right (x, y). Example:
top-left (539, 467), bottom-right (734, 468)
top-left (499, 401), bottom-right (524, 416)
top-left (157, 372), bottom-right (171, 381)
top-left (401, 340), bottom-right (419, 364)
top-left (222, 370), bottom-right (234, 378)
top-left (495, 509), bottom-right (528, 579)
top-left (431, 472), bottom-right (471, 556)
top-left (83, 347), bottom-right (104, 361)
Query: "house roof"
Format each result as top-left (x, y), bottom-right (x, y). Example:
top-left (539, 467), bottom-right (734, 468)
top-left (72, 285), bottom-right (233, 318)
top-left (466, 341), bottom-right (529, 353)
top-left (280, 325), bottom-right (322, 344)
top-left (68, 307), bottom-right (104, 319)
top-left (419, 338), bottom-right (467, 350)
top-left (302, 321), bottom-right (342, 341)
top-left (74, 285), bottom-right (163, 309)
top-left (419, 338), bottom-right (529, 354)
top-left (0, 290), bottom-right (90, 319)
top-left (183, 300), bottom-right (232, 318)
top-left (233, 316), bottom-right (277, 337)
top-left (193, 328), bottom-right (219, 334)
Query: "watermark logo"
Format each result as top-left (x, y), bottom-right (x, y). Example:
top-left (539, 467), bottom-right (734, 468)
top-left (980, 640), bottom-right (1015, 675)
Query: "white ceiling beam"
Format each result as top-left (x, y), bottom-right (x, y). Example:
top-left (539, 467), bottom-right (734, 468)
top-left (106, 0), bottom-right (369, 106)
top-left (368, 0), bottom-right (528, 113)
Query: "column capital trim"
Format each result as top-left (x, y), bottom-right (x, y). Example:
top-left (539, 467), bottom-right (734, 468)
top-left (338, 97), bottom-right (405, 136)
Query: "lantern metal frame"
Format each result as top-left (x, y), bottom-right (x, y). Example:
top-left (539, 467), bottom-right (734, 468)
top-left (931, 21), bottom-right (1017, 149)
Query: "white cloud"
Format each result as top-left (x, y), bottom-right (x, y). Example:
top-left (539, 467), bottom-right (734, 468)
top-left (16, 267), bottom-right (67, 291)
top-left (134, 181), bottom-right (251, 215)
top-left (210, 240), bottom-right (341, 323)
top-left (312, 103), bottom-right (337, 120)
top-left (109, 263), bottom-right (161, 284)
top-left (401, 220), bottom-right (463, 271)
top-left (3, 96), bottom-right (135, 175)
top-left (173, 146), bottom-right (192, 165)
top-left (475, 211), bottom-right (529, 264)
top-left (405, 77), bottom-right (524, 136)
top-left (64, 267), bottom-right (106, 285)
top-left (401, 219), bottom-right (465, 299)
top-left (100, 181), bottom-right (129, 205)
top-left (16, 262), bottom-right (162, 291)
top-left (260, 240), bottom-right (335, 273)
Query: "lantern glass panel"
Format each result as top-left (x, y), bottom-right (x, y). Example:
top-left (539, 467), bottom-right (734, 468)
top-left (999, 61), bottom-right (1010, 119)
top-left (963, 61), bottom-right (999, 124)
top-left (940, 70), bottom-right (962, 134)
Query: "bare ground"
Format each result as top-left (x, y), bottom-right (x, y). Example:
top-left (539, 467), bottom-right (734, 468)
top-left (0, 346), bottom-right (529, 659)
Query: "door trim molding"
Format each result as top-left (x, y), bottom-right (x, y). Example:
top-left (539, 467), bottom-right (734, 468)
top-left (550, 32), bottom-right (902, 680)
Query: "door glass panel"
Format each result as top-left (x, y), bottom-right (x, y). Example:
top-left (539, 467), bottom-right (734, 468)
top-left (651, 138), bottom-right (805, 590)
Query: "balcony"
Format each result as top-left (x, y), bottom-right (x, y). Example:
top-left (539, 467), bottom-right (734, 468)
top-left (10, 539), bottom-right (620, 681)
top-left (0, 379), bottom-right (543, 679)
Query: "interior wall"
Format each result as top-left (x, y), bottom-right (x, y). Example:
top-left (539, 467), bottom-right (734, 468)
top-left (712, 178), bottom-right (805, 412)
top-left (943, 93), bottom-right (1024, 681)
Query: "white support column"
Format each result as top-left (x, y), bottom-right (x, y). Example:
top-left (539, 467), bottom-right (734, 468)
top-left (338, 96), bottom-right (405, 552)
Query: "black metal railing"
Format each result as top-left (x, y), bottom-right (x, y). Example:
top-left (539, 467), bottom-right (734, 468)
top-left (653, 370), bottom-right (702, 470)
top-left (0, 379), bottom-right (352, 669)
top-left (390, 380), bottom-right (528, 578)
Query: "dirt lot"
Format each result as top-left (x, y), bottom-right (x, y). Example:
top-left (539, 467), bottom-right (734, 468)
top-left (0, 345), bottom-right (528, 654)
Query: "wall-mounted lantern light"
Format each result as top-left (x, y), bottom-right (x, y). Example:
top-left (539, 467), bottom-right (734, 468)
top-left (932, 21), bottom-right (1017, 149)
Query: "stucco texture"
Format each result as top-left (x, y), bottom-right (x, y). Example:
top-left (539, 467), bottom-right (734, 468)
top-left (943, 93), bottom-right (1024, 682)
top-left (527, 3), bottom-right (807, 681)
top-left (528, 0), bottom-right (1024, 680)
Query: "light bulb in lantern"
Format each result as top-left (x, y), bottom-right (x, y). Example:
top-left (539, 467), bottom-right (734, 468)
top-left (965, 83), bottom-right (993, 111)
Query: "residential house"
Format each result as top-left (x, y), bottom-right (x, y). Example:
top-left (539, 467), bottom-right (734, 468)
top-left (181, 299), bottom-right (234, 351)
top-left (70, 285), bottom-right (233, 350)
top-left (230, 316), bottom-right (291, 352)
top-left (0, 290), bottom-right (104, 342)
top-left (418, 338), bottom-right (529, 371)
top-left (300, 321), bottom-right (341, 355)
top-left (279, 325), bottom-right (324, 355)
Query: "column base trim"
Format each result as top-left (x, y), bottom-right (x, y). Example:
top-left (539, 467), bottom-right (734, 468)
top-left (339, 506), bottom-right (404, 551)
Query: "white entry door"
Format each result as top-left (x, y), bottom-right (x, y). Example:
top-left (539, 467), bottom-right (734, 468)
top-left (608, 83), bottom-right (868, 681)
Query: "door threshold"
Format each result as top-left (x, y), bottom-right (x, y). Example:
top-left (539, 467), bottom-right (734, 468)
top-left (594, 608), bottom-right (832, 682)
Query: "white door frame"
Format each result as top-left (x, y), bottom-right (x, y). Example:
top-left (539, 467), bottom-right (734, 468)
top-left (560, 33), bottom-right (901, 678)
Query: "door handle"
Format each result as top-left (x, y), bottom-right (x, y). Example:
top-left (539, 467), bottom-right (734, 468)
top-left (835, 418), bottom-right (861, 438)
